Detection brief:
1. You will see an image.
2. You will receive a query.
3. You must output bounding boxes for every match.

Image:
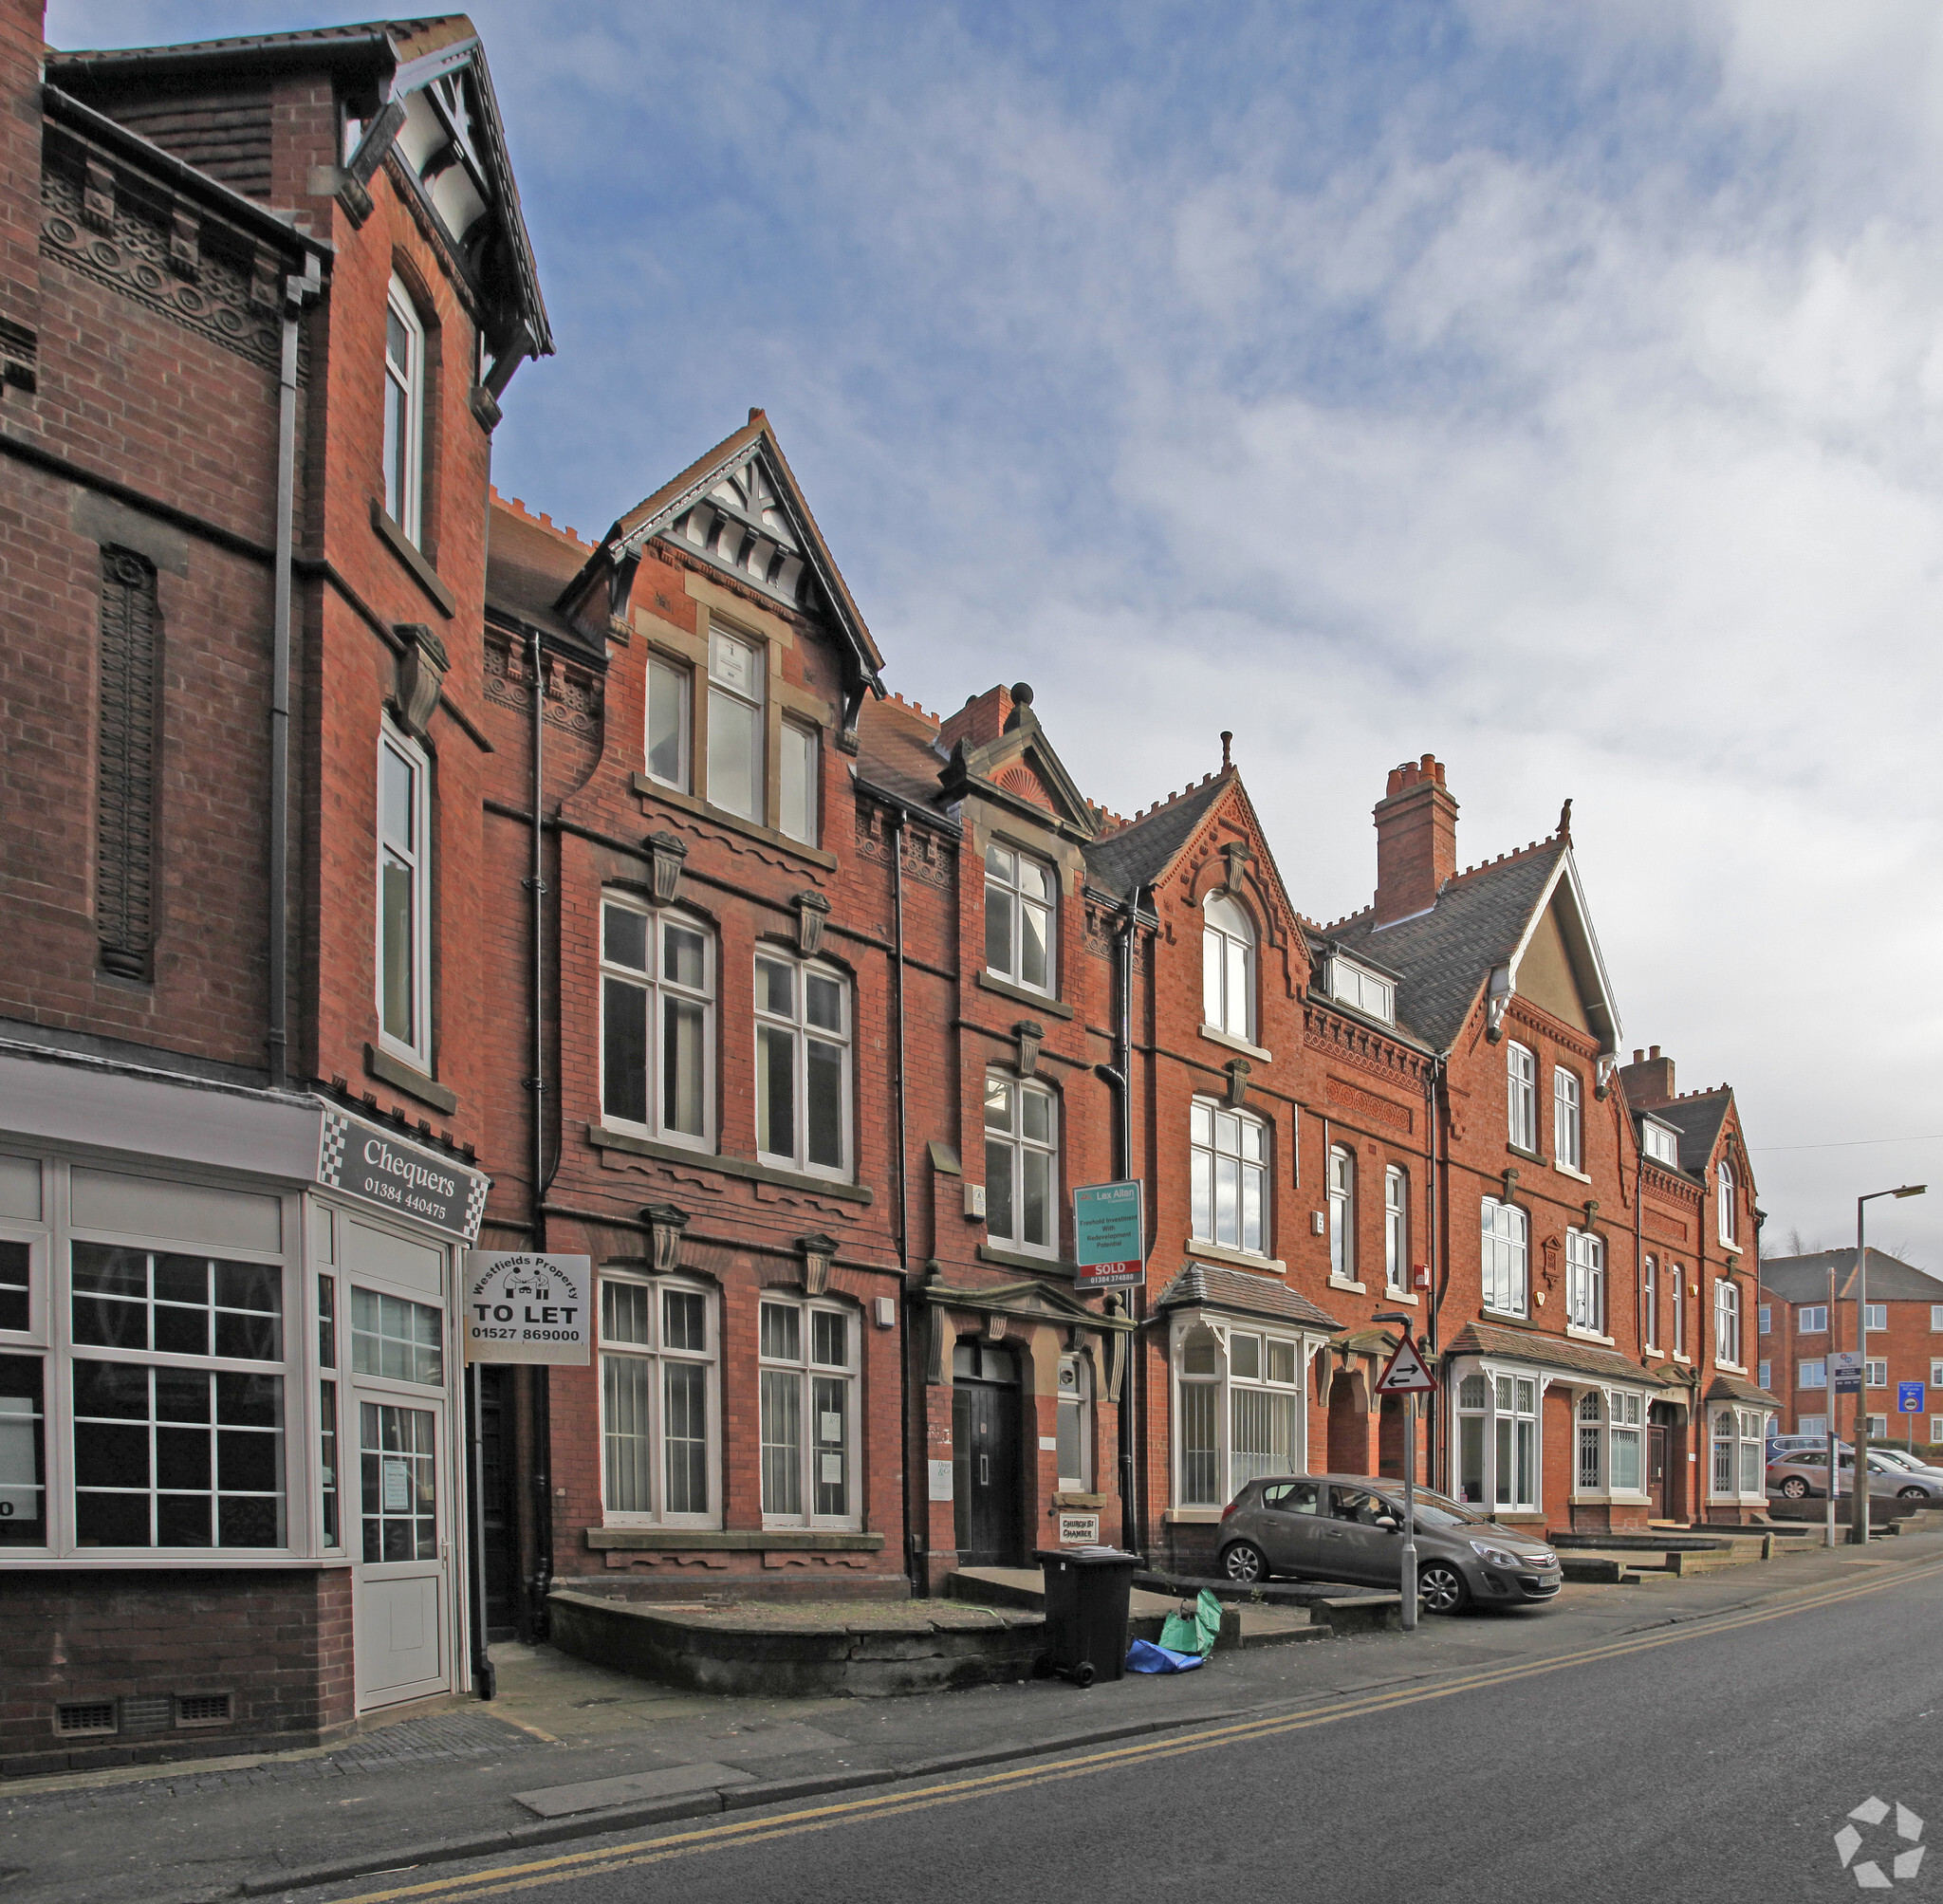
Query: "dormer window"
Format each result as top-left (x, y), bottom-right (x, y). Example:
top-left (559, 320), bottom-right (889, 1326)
top-left (1329, 956), bottom-right (1394, 1025)
top-left (1202, 893), bottom-right (1254, 1041)
top-left (1642, 1121), bottom-right (1679, 1167)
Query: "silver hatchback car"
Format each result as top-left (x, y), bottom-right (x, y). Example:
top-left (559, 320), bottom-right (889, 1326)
top-left (1216, 1473), bottom-right (1563, 1614)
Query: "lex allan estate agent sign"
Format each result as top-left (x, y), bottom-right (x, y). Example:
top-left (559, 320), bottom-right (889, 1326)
top-left (463, 1252), bottom-right (592, 1364)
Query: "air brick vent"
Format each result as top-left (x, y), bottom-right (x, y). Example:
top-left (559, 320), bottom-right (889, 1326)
top-left (120, 1694), bottom-right (173, 1736)
top-left (176, 1693), bottom-right (232, 1726)
top-left (56, 1702), bottom-right (117, 1735)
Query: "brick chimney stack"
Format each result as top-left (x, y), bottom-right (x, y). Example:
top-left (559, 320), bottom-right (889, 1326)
top-left (1619, 1045), bottom-right (1675, 1106)
top-left (1372, 754), bottom-right (1457, 927)
top-left (936, 684), bottom-right (1014, 754)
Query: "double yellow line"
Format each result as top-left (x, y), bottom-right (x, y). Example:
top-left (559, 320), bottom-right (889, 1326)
top-left (324, 1557), bottom-right (1943, 1904)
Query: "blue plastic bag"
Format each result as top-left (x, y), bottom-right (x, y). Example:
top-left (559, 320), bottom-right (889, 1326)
top-left (1125, 1637), bottom-right (1205, 1673)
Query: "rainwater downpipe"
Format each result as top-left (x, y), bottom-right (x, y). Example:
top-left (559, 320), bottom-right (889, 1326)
top-left (267, 257), bottom-right (320, 1088)
top-left (527, 623), bottom-right (553, 1630)
top-left (1421, 1055), bottom-right (1440, 1486)
top-left (887, 805), bottom-right (919, 1592)
top-left (1095, 886), bottom-right (1143, 1553)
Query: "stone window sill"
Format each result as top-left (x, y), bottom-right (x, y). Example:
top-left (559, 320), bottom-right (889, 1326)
top-left (1329, 1275), bottom-right (1367, 1294)
top-left (587, 1123), bottom-right (873, 1204)
top-left (370, 497), bottom-right (455, 618)
top-left (1566, 1324), bottom-right (1617, 1347)
top-left (1552, 1160), bottom-right (1593, 1184)
top-left (1053, 1492), bottom-right (1111, 1509)
top-left (1508, 1143), bottom-right (1546, 1168)
top-left (977, 1242), bottom-right (1076, 1279)
top-left (1190, 1239), bottom-right (1286, 1275)
top-left (1163, 1507), bottom-right (1225, 1525)
top-left (365, 1041), bottom-right (457, 1115)
top-left (975, 970), bottom-right (1075, 1019)
top-left (1198, 1024), bottom-right (1271, 1064)
top-left (631, 773), bottom-right (839, 872)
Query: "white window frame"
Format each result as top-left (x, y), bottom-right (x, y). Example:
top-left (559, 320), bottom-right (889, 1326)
top-left (757, 1297), bottom-right (859, 1530)
top-left (1553, 1067), bottom-right (1582, 1171)
top-left (1931, 1414), bottom-right (1943, 1443)
top-left (1329, 957), bottom-right (1395, 1024)
top-left (1865, 1414), bottom-right (1889, 1438)
top-left (596, 1272), bottom-right (717, 1529)
top-left (1642, 1256), bottom-right (1658, 1350)
top-left (643, 653), bottom-right (692, 793)
top-left (1507, 1043), bottom-right (1537, 1152)
top-left (1717, 1162), bottom-right (1737, 1247)
top-left (984, 1072), bottom-right (1058, 1257)
top-left (1454, 1367), bottom-right (1539, 1513)
top-left (1565, 1229), bottom-right (1604, 1335)
top-left (706, 624), bottom-right (766, 822)
top-left (1715, 1278), bottom-right (1743, 1368)
top-left (1327, 1146), bottom-right (1356, 1284)
top-left (1201, 892), bottom-right (1255, 1042)
top-left (597, 896), bottom-right (715, 1152)
top-left (1798, 1413), bottom-right (1828, 1439)
top-left (1575, 1389), bottom-right (1644, 1496)
top-left (376, 724), bottom-right (432, 1070)
top-left (1800, 1305), bottom-right (1827, 1335)
top-left (1193, 1100), bottom-right (1268, 1257)
top-left (1712, 1406), bottom-right (1764, 1500)
top-left (780, 719), bottom-right (820, 847)
top-left (1056, 1353), bottom-right (1091, 1491)
top-left (1865, 1359), bottom-right (1889, 1389)
top-left (983, 841), bottom-right (1056, 996)
top-left (1863, 1303), bottom-right (1887, 1333)
top-left (1672, 1264), bottom-right (1688, 1357)
top-left (754, 953), bottom-right (852, 1181)
top-left (1933, 1305), bottom-right (1943, 1333)
top-left (1930, 1359), bottom-right (1943, 1389)
top-left (382, 276), bottom-right (425, 545)
top-left (1641, 1120), bottom-right (1679, 1166)
top-left (1758, 1359), bottom-right (1772, 1392)
top-left (1172, 1318), bottom-right (1305, 1507)
top-left (1799, 1360), bottom-right (1826, 1390)
top-left (1481, 1197), bottom-right (1528, 1317)
top-left (1383, 1165), bottom-right (1408, 1296)
top-left (1758, 1303), bottom-right (1771, 1337)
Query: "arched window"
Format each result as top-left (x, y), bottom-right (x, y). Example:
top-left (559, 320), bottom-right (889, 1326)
top-left (1201, 892), bottom-right (1254, 1042)
top-left (1718, 1163), bottom-right (1738, 1247)
top-left (1481, 1198), bottom-right (1527, 1316)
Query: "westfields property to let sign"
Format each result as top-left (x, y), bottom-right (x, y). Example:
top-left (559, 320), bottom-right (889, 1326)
top-left (463, 1252), bottom-right (591, 1364)
top-left (1073, 1180), bottom-right (1145, 1290)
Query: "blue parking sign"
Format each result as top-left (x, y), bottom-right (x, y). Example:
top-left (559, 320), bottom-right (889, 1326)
top-left (1897, 1381), bottom-right (1926, 1414)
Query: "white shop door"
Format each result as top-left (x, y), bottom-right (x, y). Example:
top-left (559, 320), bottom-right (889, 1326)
top-left (353, 1395), bottom-right (449, 1707)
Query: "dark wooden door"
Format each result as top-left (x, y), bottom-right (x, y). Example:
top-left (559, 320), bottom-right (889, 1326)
top-left (1647, 1427), bottom-right (1668, 1521)
top-left (476, 1365), bottom-right (517, 1642)
top-left (953, 1377), bottom-right (1023, 1568)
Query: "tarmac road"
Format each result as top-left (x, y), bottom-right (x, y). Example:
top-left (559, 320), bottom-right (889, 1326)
top-left (306, 1553), bottom-right (1943, 1904)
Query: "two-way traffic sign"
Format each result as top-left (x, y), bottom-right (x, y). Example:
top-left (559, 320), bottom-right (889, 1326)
top-left (1375, 1334), bottom-right (1437, 1395)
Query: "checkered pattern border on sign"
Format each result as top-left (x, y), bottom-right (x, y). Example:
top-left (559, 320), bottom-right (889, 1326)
top-left (463, 1174), bottom-right (489, 1240)
top-left (318, 1109), bottom-right (349, 1189)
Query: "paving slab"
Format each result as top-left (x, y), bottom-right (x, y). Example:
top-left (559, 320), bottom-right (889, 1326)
top-left (512, 1762), bottom-right (753, 1818)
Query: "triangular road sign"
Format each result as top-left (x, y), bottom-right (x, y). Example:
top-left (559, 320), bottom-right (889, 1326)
top-left (1375, 1334), bottom-right (1437, 1395)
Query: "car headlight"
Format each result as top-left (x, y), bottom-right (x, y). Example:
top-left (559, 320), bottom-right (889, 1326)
top-left (1470, 1542), bottom-right (1525, 1569)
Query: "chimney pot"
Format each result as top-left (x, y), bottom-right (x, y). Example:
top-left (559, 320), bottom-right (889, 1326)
top-left (1372, 754), bottom-right (1457, 927)
top-left (1650, 1045), bottom-right (1660, 1060)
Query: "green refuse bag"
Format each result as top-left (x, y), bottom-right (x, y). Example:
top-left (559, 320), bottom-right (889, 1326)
top-left (1158, 1589), bottom-right (1223, 1657)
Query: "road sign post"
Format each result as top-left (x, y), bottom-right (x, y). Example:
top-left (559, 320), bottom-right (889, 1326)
top-left (1372, 1321), bottom-right (1437, 1634)
top-left (1072, 1181), bottom-right (1145, 1291)
top-left (1898, 1381), bottom-right (1925, 1452)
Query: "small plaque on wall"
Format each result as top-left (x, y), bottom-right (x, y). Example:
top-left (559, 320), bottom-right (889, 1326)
top-left (1057, 1512), bottom-right (1101, 1545)
top-left (929, 1459), bottom-right (954, 1502)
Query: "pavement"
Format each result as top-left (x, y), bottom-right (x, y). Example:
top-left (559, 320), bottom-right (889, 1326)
top-left (4, 1524), bottom-right (1936, 1904)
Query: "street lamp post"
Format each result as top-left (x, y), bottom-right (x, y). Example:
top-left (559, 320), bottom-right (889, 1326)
top-left (1850, 1185), bottom-right (1927, 1547)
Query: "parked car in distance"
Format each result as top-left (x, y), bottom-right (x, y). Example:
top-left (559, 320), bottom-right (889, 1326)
top-left (1216, 1473), bottom-right (1562, 1615)
top-left (1768, 1433), bottom-right (1846, 1460)
top-left (1767, 1450), bottom-right (1943, 1502)
top-left (1865, 1447), bottom-right (1943, 1476)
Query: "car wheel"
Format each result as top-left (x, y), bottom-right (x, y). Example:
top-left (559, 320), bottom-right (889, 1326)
top-left (1417, 1561), bottom-right (1469, 1615)
top-left (1898, 1487), bottom-right (1928, 1501)
top-left (1780, 1477), bottom-right (1810, 1499)
top-left (1222, 1541), bottom-right (1268, 1585)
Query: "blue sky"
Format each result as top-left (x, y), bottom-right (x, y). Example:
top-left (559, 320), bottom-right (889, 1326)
top-left (50, 1), bottom-right (1943, 1266)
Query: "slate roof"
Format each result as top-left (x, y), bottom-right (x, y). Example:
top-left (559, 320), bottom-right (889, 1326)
top-left (1651, 1091), bottom-right (1732, 1175)
top-left (1084, 776), bottom-right (1231, 900)
top-left (854, 696), bottom-right (953, 816)
top-left (1706, 1372), bottom-right (1784, 1408)
top-left (1155, 1262), bottom-right (1342, 1332)
top-left (1444, 1320), bottom-right (1665, 1388)
top-left (1324, 840), bottom-right (1568, 1052)
top-left (1760, 1250), bottom-right (1943, 1306)
top-left (485, 496), bottom-right (603, 658)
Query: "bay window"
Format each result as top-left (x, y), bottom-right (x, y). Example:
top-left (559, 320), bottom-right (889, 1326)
top-left (599, 1275), bottom-right (715, 1525)
top-left (755, 955), bottom-right (850, 1178)
top-left (1576, 1387), bottom-right (1643, 1495)
top-left (1193, 1100), bottom-right (1267, 1256)
top-left (1712, 1407), bottom-right (1764, 1497)
top-left (1481, 1197), bottom-right (1527, 1316)
top-left (1507, 1044), bottom-right (1536, 1152)
top-left (1456, 1370), bottom-right (1537, 1512)
top-left (984, 842), bottom-right (1054, 994)
top-left (759, 1299), bottom-right (856, 1526)
top-left (1565, 1228), bottom-right (1604, 1333)
top-left (1201, 893), bottom-right (1254, 1041)
top-left (985, 1073), bottom-right (1057, 1255)
top-left (600, 898), bottom-right (713, 1147)
top-left (1174, 1321), bottom-right (1303, 1507)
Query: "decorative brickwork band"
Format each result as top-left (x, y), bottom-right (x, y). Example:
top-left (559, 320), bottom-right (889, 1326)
top-left (95, 546), bottom-right (159, 978)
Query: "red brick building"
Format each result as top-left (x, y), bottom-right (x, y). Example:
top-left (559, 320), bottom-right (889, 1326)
top-left (0, 11), bottom-right (549, 1770)
top-left (1759, 1249), bottom-right (1943, 1453)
